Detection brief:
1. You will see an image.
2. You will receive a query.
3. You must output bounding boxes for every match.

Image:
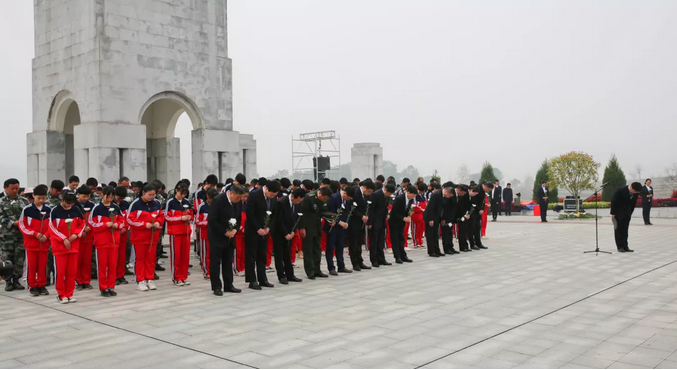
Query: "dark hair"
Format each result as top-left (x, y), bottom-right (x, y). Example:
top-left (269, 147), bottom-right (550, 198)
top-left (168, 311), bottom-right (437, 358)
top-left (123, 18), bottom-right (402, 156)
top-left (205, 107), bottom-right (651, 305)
top-left (387, 179), bottom-right (396, 186)
top-left (406, 184), bottom-right (418, 194)
top-left (133, 181), bottom-right (144, 188)
top-left (3, 178), bottom-right (19, 188)
top-left (205, 174), bottom-right (218, 185)
top-left (77, 185), bottom-right (92, 195)
top-left (216, 183), bottom-right (225, 188)
top-left (469, 185), bottom-right (480, 193)
top-left (291, 188), bottom-right (307, 199)
top-left (329, 180), bottom-right (340, 194)
top-left (114, 186), bottom-right (128, 198)
top-left (507, 183), bottom-right (511, 186)
top-left (206, 188), bottom-right (219, 200)
top-left (443, 181), bottom-right (455, 189)
top-left (174, 183), bottom-right (189, 196)
top-left (417, 182), bottom-right (427, 193)
top-left (375, 182), bottom-right (383, 190)
top-left (312, 182), bottom-right (320, 191)
top-left (118, 176), bottom-right (130, 183)
top-left (321, 178), bottom-right (331, 185)
top-left (229, 184), bottom-right (246, 195)
top-left (225, 178), bottom-right (233, 184)
top-left (318, 187), bottom-right (332, 197)
top-left (250, 179), bottom-right (258, 186)
top-left (102, 186), bottom-right (115, 197)
top-left (541, 180), bottom-right (547, 185)
top-left (483, 182), bottom-right (495, 189)
top-left (151, 180), bottom-right (165, 191)
top-left (68, 175), bottom-right (80, 183)
top-left (387, 176), bottom-right (395, 182)
top-left (402, 178), bottom-right (410, 184)
top-left (280, 178), bottom-right (291, 188)
top-left (456, 184), bottom-right (469, 193)
top-left (494, 179), bottom-right (499, 183)
top-left (142, 184), bottom-right (157, 194)
top-left (62, 190), bottom-right (77, 204)
top-left (266, 180), bottom-right (281, 193)
top-left (631, 182), bottom-right (643, 191)
top-left (178, 178), bottom-right (190, 187)
top-left (108, 181), bottom-right (117, 187)
top-left (360, 179), bottom-right (375, 191)
top-left (33, 184), bottom-right (48, 196)
top-left (302, 180), bottom-right (314, 189)
top-left (292, 179), bottom-right (302, 187)
top-left (85, 177), bottom-right (98, 187)
top-left (376, 175), bottom-right (385, 182)
top-left (645, 179), bottom-right (651, 184)
top-left (384, 183), bottom-right (396, 194)
top-left (235, 173), bottom-right (246, 185)
top-left (258, 177), bottom-right (268, 187)
top-left (345, 185), bottom-right (357, 198)
top-left (353, 178), bottom-right (360, 183)
top-left (339, 177), bottom-right (348, 185)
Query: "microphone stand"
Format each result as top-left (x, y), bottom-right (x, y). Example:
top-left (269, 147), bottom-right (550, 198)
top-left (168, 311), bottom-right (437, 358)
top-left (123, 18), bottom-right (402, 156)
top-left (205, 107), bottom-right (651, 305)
top-left (584, 185), bottom-right (611, 255)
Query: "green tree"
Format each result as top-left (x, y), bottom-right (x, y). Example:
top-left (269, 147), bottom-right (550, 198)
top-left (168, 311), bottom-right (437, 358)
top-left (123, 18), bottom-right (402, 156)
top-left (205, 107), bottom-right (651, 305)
top-left (548, 152), bottom-right (600, 212)
top-left (532, 160), bottom-right (558, 203)
top-left (479, 162), bottom-right (497, 184)
top-left (400, 165), bottom-right (419, 181)
top-left (430, 169), bottom-right (441, 184)
top-left (601, 154), bottom-right (627, 202)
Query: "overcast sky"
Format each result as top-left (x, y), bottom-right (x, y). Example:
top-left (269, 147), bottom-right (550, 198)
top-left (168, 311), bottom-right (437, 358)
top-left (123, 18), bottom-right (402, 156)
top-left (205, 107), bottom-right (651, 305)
top-left (2, 0), bottom-right (676, 186)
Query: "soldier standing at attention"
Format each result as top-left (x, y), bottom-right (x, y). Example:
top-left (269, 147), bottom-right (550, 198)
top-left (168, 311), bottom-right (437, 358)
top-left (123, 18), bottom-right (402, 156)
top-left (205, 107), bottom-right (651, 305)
top-left (0, 178), bottom-right (31, 291)
top-left (298, 187), bottom-right (333, 279)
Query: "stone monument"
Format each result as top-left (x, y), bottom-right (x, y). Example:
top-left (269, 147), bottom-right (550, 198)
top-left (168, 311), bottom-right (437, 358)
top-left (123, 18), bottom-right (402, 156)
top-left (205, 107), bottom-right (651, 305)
top-left (27, 0), bottom-right (256, 187)
top-left (351, 143), bottom-right (383, 181)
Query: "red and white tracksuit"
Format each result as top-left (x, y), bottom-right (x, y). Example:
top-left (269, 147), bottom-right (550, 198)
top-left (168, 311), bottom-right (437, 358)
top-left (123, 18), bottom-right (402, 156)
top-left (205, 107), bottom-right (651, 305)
top-left (196, 202), bottom-right (210, 277)
top-left (235, 208), bottom-right (246, 272)
top-left (411, 197), bottom-right (427, 246)
top-left (164, 197), bottom-right (194, 283)
top-left (289, 233), bottom-right (302, 263)
top-left (115, 199), bottom-right (130, 280)
top-left (127, 199), bottom-right (165, 283)
top-left (19, 204), bottom-right (52, 289)
top-left (49, 205), bottom-right (86, 299)
top-left (89, 203), bottom-right (124, 291)
top-left (75, 201), bottom-right (96, 286)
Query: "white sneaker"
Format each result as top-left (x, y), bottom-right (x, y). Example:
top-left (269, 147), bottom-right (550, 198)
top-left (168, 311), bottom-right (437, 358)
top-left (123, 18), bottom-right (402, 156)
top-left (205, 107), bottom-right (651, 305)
top-left (68, 297), bottom-right (77, 303)
top-left (182, 280), bottom-right (190, 286)
top-left (57, 296), bottom-right (68, 304)
top-left (147, 280), bottom-right (157, 290)
top-left (174, 280), bottom-right (184, 286)
top-left (386, 249), bottom-right (393, 254)
top-left (137, 281), bottom-right (149, 291)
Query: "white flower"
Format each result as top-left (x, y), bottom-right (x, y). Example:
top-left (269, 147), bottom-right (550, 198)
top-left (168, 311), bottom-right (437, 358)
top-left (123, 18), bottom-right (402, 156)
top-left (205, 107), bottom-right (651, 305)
top-left (124, 197), bottom-right (132, 203)
top-left (151, 214), bottom-right (157, 218)
top-left (65, 218), bottom-right (73, 224)
top-left (341, 204), bottom-right (346, 209)
top-left (297, 213), bottom-right (304, 217)
top-left (108, 208), bottom-right (115, 212)
top-left (40, 211), bottom-right (46, 216)
top-left (367, 201), bottom-right (372, 204)
top-left (183, 204), bottom-right (189, 209)
top-left (84, 208), bottom-right (91, 212)
top-left (266, 211), bottom-right (272, 216)
top-left (229, 218), bottom-right (237, 226)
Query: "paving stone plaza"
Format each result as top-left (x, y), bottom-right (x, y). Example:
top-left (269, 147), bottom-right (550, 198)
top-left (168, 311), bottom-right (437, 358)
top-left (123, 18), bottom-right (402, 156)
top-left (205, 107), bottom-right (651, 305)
top-left (1, 216), bottom-right (676, 369)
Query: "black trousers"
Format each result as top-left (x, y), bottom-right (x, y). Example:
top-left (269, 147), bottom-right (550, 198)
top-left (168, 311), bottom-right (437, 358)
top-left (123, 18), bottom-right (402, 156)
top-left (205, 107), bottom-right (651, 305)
top-left (368, 226), bottom-right (387, 264)
top-left (209, 239), bottom-right (234, 291)
top-left (539, 202), bottom-right (547, 221)
top-left (425, 220), bottom-right (441, 255)
top-left (643, 203), bottom-right (652, 224)
top-left (441, 223), bottom-right (455, 253)
top-left (492, 202), bottom-right (501, 219)
top-left (467, 214), bottom-right (483, 247)
top-left (302, 232), bottom-right (322, 277)
top-left (326, 228), bottom-right (346, 271)
top-left (244, 232), bottom-right (269, 284)
top-left (456, 221), bottom-right (469, 251)
top-left (504, 202), bottom-right (513, 216)
top-left (389, 222), bottom-right (407, 260)
top-left (272, 234), bottom-right (295, 280)
top-left (614, 217), bottom-right (631, 250)
top-left (347, 224), bottom-right (364, 267)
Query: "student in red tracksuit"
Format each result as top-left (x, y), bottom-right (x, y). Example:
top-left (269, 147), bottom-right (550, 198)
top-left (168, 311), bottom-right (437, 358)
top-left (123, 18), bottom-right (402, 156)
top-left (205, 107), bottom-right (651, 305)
top-left (164, 183), bottom-right (194, 286)
top-left (89, 186), bottom-right (124, 297)
top-left (127, 184), bottom-right (164, 291)
top-left (196, 189), bottom-right (218, 279)
top-left (411, 182), bottom-right (428, 248)
top-left (234, 190), bottom-right (248, 274)
top-left (113, 186), bottom-right (131, 285)
top-left (19, 184), bottom-right (51, 296)
top-left (74, 186), bottom-right (95, 290)
top-left (49, 190), bottom-right (86, 304)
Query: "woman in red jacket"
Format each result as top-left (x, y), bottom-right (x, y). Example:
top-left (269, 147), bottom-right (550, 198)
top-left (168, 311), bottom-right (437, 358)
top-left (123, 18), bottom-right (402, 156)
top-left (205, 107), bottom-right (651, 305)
top-left (127, 184), bottom-right (164, 291)
top-left (89, 186), bottom-right (124, 297)
top-left (164, 182), bottom-right (194, 286)
top-left (49, 190), bottom-right (86, 303)
top-left (19, 184), bottom-right (51, 296)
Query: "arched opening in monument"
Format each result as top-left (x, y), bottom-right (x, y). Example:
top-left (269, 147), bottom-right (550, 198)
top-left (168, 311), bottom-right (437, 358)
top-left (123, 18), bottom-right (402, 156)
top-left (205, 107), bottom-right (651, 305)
top-left (140, 92), bottom-right (201, 188)
top-left (175, 113), bottom-right (193, 183)
top-left (48, 92), bottom-right (81, 178)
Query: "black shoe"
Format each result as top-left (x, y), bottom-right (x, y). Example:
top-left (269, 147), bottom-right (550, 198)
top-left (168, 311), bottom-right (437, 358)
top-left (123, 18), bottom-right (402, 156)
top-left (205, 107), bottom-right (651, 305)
top-left (352, 266), bottom-right (361, 272)
top-left (461, 248), bottom-right (470, 252)
top-left (124, 268), bottom-right (134, 276)
top-left (625, 248), bottom-right (634, 253)
top-left (108, 289), bottom-right (117, 296)
top-left (647, 223), bottom-right (653, 225)
top-left (289, 276), bottom-right (303, 282)
top-left (76, 284), bottom-right (85, 291)
top-left (395, 258), bottom-right (403, 264)
top-left (101, 290), bottom-right (111, 297)
top-left (82, 284), bottom-right (93, 290)
top-left (380, 261), bottom-right (392, 266)
top-left (213, 289), bottom-right (223, 296)
top-left (308, 275), bottom-right (316, 280)
top-left (542, 220), bottom-right (548, 223)
top-left (260, 281), bottom-right (275, 288)
top-left (477, 245), bottom-right (488, 250)
top-left (617, 249), bottom-right (626, 253)
top-left (329, 270), bottom-right (338, 276)
top-left (38, 287), bottom-right (49, 295)
top-left (451, 249), bottom-right (460, 254)
top-left (438, 253), bottom-right (446, 257)
top-left (337, 267), bottom-right (352, 274)
top-left (159, 253), bottom-right (168, 259)
top-left (429, 254), bottom-right (439, 258)
top-left (154, 273), bottom-right (160, 280)
top-left (359, 264), bottom-right (372, 270)
top-left (155, 264), bottom-right (166, 271)
top-left (4, 281), bottom-right (14, 292)
top-left (402, 257), bottom-right (413, 263)
top-left (491, 219), bottom-right (496, 222)
top-left (116, 277), bottom-right (129, 285)
top-left (189, 264), bottom-right (193, 268)
top-left (315, 272), bottom-right (329, 278)
top-left (372, 263), bottom-right (380, 268)
top-left (225, 285), bottom-right (242, 293)
top-left (279, 278), bottom-right (289, 285)
top-left (470, 245), bottom-right (480, 251)
top-left (30, 288), bottom-right (40, 297)
top-left (13, 280), bottom-right (25, 290)
top-left (249, 282), bottom-right (262, 290)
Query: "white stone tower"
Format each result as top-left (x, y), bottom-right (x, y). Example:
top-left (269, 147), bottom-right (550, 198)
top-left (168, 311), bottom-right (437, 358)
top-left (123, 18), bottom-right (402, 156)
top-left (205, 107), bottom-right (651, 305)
top-left (27, 0), bottom-right (257, 187)
top-left (351, 143), bottom-right (383, 181)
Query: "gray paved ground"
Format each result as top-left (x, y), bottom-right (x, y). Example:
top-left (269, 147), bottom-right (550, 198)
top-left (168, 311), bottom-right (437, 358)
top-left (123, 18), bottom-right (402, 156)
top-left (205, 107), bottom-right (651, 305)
top-left (1, 216), bottom-right (676, 369)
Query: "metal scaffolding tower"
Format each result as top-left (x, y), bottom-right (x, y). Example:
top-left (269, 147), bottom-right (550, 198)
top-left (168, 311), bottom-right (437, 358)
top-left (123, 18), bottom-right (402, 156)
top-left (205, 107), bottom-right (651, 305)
top-left (291, 130), bottom-right (341, 181)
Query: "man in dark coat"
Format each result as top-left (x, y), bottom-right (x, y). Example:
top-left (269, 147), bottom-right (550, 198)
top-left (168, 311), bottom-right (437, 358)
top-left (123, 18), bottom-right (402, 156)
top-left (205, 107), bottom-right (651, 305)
top-left (366, 183), bottom-right (395, 267)
top-left (537, 181), bottom-right (549, 222)
top-left (271, 187), bottom-right (306, 284)
top-left (389, 184), bottom-right (416, 263)
top-left (610, 182), bottom-right (642, 253)
top-left (298, 187), bottom-right (332, 279)
top-left (641, 179), bottom-right (654, 225)
top-left (207, 185), bottom-right (245, 296)
top-left (502, 183), bottom-right (514, 216)
top-left (244, 180), bottom-right (280, 290)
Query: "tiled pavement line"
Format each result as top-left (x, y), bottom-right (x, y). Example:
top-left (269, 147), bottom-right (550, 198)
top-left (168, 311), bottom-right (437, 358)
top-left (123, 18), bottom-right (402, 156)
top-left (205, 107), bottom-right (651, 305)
top-left (416, 258), bottom-right (677, 369)
top-left (0, 292), bottom-right (259, 369)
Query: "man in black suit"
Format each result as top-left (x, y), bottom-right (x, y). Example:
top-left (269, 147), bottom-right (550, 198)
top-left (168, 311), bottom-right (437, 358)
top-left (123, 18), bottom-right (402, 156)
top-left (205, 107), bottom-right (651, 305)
top-left (367, 183), bottom-right (396, 267)
top-left (424, 187), bottom-right (443, 257)
top-left (610, 182), bottom-right (642, 253)
top-left (641, 179), bottom-right (654, 225)
top-left (324, 186), bottom-right (356, 275)
top-left (208, 185), bottom-right (245, 296)
top-left (245, 180), bottom-right (281, 290)
top-left (503, 183), bottom-right (514, 216)
top-left (347, 180), bottom-right (375, 271)
top-left (468, 185), bottom-right (488, 250)
top-left (298, 187), bottom-right (332, 279)
top-left (389, 184), bottom-right (416, 263)
top-left (454, 185), bottom-right (471, 252)
top-left (491, 180), bottom-right (502, 221)
top-left (537, 181), bottom-right (549, 222)
top-left (271, 187), bottom-right (306, 285)
top-left (440, 182), bottom-right (458, 255)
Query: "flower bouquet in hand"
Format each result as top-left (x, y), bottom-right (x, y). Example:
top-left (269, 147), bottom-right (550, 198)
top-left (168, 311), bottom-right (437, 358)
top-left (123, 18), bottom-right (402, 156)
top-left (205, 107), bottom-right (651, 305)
top-left (365, 200), bottom-right (373, 217)
top-left (108, 207), bottom-right (117, 247)
top-left (328, 204), bottom-right (345, 233)
top-left (227, 218), bottom-right (237, 239)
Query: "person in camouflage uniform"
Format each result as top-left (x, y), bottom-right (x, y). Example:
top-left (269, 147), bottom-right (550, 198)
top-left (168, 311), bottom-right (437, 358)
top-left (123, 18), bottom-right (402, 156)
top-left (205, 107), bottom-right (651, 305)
top-left (86, 177), bottom-right (102, 205)
top-left (0, 178), bottom-right (31, 290)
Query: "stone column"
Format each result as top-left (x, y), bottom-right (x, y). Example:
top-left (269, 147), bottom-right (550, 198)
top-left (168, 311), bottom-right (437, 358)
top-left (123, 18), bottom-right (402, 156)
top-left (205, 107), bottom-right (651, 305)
top-left (351, 143), bottom-right (384, 181)
top-left (26, 131), bottom-right (67, 185)
top-left (191, 129), bottom-right (242, 185)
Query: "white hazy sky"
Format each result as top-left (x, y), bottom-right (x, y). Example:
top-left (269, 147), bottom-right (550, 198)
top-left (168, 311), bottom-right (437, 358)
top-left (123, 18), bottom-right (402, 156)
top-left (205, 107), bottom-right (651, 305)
top-left (2, 0), bottom-right (677, 185)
